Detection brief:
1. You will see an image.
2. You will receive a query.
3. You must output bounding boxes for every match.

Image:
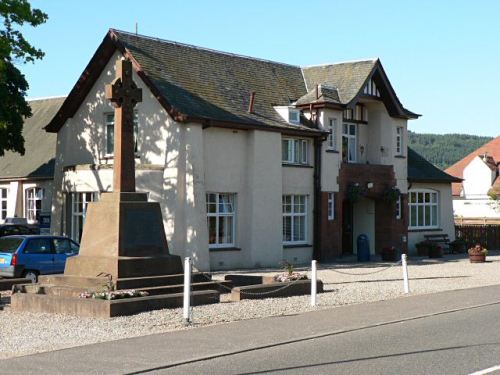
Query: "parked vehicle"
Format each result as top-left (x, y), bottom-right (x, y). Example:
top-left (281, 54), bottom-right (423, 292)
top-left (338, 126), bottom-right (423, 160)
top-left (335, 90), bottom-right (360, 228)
top-left (0, 224), bottom-right (38, 237)
top-left (0, 235), bottom-right (79, 282)
top-left (3, 217), bottom-right (29, 225)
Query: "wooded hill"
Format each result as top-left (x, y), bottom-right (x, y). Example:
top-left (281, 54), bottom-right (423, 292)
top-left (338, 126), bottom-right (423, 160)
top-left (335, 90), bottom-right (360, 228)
top-left (408, 131), bottom-right (493, 170)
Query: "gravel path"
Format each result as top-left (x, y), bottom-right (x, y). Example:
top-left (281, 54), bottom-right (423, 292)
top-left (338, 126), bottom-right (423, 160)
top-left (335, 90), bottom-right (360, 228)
top-left (1, 252), bottom-right (500, 359)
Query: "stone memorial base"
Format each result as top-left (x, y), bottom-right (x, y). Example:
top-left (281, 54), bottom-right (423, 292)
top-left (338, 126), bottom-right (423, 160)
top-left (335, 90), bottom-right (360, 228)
top-left (11, 192), bottom-right (224, 317)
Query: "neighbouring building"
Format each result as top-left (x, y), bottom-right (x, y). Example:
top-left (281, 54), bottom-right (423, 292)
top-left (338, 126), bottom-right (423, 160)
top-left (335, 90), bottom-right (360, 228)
top-left (446, 137), bottom-right (500, 222)
top-left (43, 29), bottom-right (458, 270)
top-left (0, 97), bottom-right (65, 227)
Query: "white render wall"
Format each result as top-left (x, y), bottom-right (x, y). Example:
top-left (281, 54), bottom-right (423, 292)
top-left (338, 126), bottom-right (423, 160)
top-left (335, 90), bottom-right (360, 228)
top-left (463, 156), bottom-right (496, 198)
top-left (50, 49), bottom-right (319, 271)
top-left (407, 182), bottom-right (456, 253)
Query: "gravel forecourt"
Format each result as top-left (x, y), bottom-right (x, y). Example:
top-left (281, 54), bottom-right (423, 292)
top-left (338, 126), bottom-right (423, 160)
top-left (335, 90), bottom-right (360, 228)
top-left (1, 252), bottom-right (500, 359)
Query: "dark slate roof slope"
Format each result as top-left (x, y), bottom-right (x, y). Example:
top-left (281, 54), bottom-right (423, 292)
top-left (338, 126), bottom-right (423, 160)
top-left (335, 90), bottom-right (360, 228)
top-left (0, 97), bottom-right (64, 180)
top-left (114, 30), bottom-right (318, 133)
top-left (407, 147), bottom-right (462, 183)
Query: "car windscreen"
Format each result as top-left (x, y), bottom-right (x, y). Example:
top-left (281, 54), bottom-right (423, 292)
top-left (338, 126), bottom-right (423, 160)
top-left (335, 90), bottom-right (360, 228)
top-left (0, 238), bottom-right (23, 253)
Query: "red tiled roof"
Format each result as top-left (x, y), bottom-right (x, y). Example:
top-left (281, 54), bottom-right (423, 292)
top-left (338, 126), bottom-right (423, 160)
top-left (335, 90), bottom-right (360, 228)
top-left (445, 136), bottom-right (500, 196)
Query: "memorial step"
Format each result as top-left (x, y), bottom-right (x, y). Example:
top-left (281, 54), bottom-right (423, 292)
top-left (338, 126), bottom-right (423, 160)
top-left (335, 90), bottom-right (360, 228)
top-left (11, 289), bottom-right (220, 318)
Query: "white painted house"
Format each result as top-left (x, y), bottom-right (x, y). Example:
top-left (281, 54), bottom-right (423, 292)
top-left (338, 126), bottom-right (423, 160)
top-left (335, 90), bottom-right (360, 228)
top-left (39, 29), bottom-right (459, 270)
top-left (446, 137), bottom-right (500, 221)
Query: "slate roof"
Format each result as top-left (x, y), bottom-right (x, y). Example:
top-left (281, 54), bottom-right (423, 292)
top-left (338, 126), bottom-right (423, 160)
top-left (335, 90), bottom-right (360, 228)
top-left (46, 29), bottom-right (417, 134)
top-left (407, 147), bottom-right (462, 184)
top-left (445, 136), bottom-right (500, 196)
top-left (0, 97), bottom-right (64, 180)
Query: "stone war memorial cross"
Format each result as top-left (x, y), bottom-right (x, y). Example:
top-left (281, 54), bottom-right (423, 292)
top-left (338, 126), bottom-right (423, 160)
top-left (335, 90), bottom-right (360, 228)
top-left (60, 58), bottom-right (183, 282)
top-left (105, 59), bottom-right (142, 193)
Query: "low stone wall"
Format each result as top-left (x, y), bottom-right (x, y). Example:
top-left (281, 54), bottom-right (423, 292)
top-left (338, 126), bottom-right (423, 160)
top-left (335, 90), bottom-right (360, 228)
top-left (231, 279), bottom-right (323, 301)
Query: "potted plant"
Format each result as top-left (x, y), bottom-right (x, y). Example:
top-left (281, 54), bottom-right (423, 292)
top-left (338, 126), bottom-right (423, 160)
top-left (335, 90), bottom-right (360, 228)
top-left (428, 242), bottom-right (443, 258)
top-left (468, 244), bottom-right (488, 263)
top-left (381, 246), bottom-right (400, 262)
top-left (383, 187), bottom-right (401, 203)
top-left (450, 238), bottom-right (467, 254)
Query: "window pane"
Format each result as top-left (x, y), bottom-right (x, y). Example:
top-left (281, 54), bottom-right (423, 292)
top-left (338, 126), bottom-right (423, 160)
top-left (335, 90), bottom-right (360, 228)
top-left (417, 205), bottom-right (423, 227)
top-left (207, 217), bottom-right (217, 244)
top-left (349, 124), bottom-right (356, 135)
top-left (431, 206), bottom-right (437, 226)
top-left (348, 138), bottom-right (356, 161)
top-left (219, 216), bottom-right (233, 244)
top-left (410, 206), bottom-right (416, 227)
top-left (206, 193), bottom-right (216, 213)
top-left (283, 216), bottom-right (291, 242)
top-left (293, 216), bottom-right (305, 241)
top-left (283, 196), bottom-right (291, 213)
top-left (431, 193), bottom-right (437, 203)
top-left (410, 192), bottom-right (416, 203)
top-left (424, 205), bottom-right (430, 226)
top-left (282, 140), bottom-right (289, 161)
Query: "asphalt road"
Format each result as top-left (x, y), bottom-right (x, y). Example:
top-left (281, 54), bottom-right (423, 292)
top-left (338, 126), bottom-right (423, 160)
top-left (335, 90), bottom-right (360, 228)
top-left (160, 302), bottom-right (500, 375)
top-left (4, 285), bottom-right (500, 375)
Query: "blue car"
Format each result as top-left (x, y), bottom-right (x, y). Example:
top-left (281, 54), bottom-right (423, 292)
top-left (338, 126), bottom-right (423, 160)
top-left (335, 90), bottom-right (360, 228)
top-left (0, 235), bottom-right (79, 283)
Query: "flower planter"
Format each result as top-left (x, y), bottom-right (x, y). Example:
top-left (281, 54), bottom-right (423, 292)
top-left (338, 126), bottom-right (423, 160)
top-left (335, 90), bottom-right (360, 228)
top-left (469, 254), bottom-right (486, 263)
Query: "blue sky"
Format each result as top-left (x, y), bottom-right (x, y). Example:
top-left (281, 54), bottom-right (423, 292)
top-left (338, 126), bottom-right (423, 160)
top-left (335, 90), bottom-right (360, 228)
top-left (20, 0), bottom-right (499, 136)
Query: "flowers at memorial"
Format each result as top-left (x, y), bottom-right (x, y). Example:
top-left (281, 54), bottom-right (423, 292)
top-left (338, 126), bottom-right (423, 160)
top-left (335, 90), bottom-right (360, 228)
top-left (79, 289), bottom-right (149, 300)
top-left (273, 272), bottom-right (308, 282)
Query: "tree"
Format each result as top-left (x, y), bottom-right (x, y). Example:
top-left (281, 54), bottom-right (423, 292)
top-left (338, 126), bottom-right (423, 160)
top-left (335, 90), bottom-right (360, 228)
top-left (0, 0), bottom-right (47, 156)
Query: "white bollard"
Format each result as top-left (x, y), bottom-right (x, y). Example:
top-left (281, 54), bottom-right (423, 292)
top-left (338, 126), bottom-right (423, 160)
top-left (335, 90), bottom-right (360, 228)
top-left (311, 260), bottom-right (317, 306)
top-left (402, 254), bottom-right (410, 294)
top-left (183, 257), bottom-right (192, 324)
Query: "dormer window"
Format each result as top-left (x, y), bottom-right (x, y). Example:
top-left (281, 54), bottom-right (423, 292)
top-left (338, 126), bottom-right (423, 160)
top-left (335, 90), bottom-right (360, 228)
top-left (288, 109), bottom-right (300, 124)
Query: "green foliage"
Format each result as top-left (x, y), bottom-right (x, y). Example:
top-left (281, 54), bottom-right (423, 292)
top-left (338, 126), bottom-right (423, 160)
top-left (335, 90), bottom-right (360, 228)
top-left (408, 131), bottom-right (493, 170)
top-left (0, 0), bottom-right (47, 156)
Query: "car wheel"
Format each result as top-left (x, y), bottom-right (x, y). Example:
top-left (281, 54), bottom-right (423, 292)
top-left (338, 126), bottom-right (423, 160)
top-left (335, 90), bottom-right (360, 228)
top-left (22, 271), bottom-right (38, 283)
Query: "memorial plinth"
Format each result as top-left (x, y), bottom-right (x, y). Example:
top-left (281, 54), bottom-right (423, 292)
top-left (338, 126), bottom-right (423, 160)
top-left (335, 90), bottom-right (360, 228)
top-left (64, 192), bottom-right (182, 279)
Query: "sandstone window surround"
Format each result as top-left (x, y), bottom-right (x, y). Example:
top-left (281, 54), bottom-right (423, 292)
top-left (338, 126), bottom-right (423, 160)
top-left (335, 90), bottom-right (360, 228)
top-left (282, 138), bottom-right (309, 165)
top-left (409, 190), bottom-right (439, 229)
top-left (396, 195), bottom-right (402, 219)
top-left (105, 112), bottom-right (139, 156)
top-left (326, 118), bottom-right (337, 151)
top-left (0, 188), bottom-right (7, 221)
top-left (25, 187), bottom-right (44, 223)
top-left (327, 192), bottom-right (335, 221)
top-left (206, 193), bottom-right (236, 248)
top-left (70, 192), bottom-right (98, 242)
top-left (283, 195), bottom-right (308, 244)
top-left (396, 126), bottom-right (404, 155)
